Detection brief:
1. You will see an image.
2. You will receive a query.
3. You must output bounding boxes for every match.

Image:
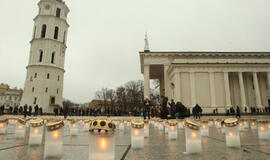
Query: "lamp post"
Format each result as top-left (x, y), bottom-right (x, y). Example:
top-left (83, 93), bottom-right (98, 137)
top-left (29, 119), bottom-right (44, 145)
top-left (44, 120), bottom-right (64, 158)
top-left (185, 119), bottom-right (201, 154)
top-left (224, 118), bottom-right (240, 147)
top-left (131, 119), bottom-right (144, 149)
top-left (89, 119), bottom-right (116, 160)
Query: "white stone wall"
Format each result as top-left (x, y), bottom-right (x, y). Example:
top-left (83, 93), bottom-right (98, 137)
top-left (20, 0), bottom-right (69, 113)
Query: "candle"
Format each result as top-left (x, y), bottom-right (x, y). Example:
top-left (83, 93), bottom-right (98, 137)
top-left (29, 119), bottom-right (44, 145)
top-left (185, 120), bottom-right (202, 154)
top-left (44, 121), bottom-right (64, 158)
top-left (131, 120), bottom-right (144, 149)
top-left (119, 122), bottom-right (125, 130)
top-left (0, 120), bottom-right (7, 134)
top-left (257, 122), bottom-right (269, 140)
top-left (201, 123), bottom-right (209, 136)
top-left (89, 119), bottom-right (115, 160)
top-left (15, 119), bottom-right (26, 139)
top-left (168, 126), bottom-right (177, 140)
top-left (144, 124), bottom-right (149, 138)
top-left (224, 118), bottom-right (240, 147)
top-left (70, 122), bottom-right (79, 136)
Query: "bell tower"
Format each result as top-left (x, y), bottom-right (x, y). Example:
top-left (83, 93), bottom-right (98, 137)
top-left (20, 0), bottom-right (70, 113)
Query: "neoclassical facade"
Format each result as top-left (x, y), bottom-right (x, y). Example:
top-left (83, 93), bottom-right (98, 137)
top-left (20, 0), bottom-right (69, 113)
top-left (0, 84), bottom-right (23, 108)
top-left (140, 51), bottom-right (270, 113)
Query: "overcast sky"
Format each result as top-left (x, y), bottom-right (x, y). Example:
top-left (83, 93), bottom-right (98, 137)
top-left (0, 0), bottom-right (269, 103)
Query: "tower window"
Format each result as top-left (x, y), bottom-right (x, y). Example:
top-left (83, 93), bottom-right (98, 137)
top-left (54, 27), bottom-right (59, 40)
top-left (63, 31), bottom-right (66, 44)
top-left (51, 52), bottom-right (55, 64)
top-left (41, 24), bottom-right (46, 38)
top-left (39, 50), bottom-right (43, 62)
top-left (50, 96), bottom-right (56, 105)
top-left (30, 76), bottom-right (33, 81)
top-left (56, 8), bottom-right (61, 18)
top-left (58, 75), bottom-right (60, 81)
top-left (45, 88), bottom-right (48, 93)
top-left (34, 73), bottom-right (37, 78)
top-left (32, 87), bottom-right (34, 92)
top-left (57, 88), bottom-right (59, 94)
top-left (47, 73), bottom-right (50, 79)
top-left (34, 97), bottom-right (37, 104)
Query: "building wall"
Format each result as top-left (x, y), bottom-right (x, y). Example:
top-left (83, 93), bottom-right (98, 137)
top-left (214, 72), bottom-right (226, 107)
top-left (180, 72), bottom-right (191, 108)
top-left (195, 72), bottom-right (211, 107)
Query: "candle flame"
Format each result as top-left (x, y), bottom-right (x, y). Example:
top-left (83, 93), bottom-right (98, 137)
top-left (268, 125), bottom-right (270, 129)
top-left (239, 123), bottom-right (242, 127)
top-left (0, 123), bottom-right (3, 127)
top-left (85, 123), bottom-right (88, 127)
top-left (99, 138), bottom-right (107, 150)
top-left (34, 129), bottom-right (38, 134)
top-left (252, 122), bottom-right (255, 126)
top-left (18, 125), bottom-right (22, 129)
top-left (244, 122), bottom-right (247, 125)
top-left (229, 132), bottom-right (234, 136)
top-left (170, 126), bottom-right (174, 130)
top-left (72, 124), bottom-right (76, 128)
top-left (203, 125), bottom-right (206, 129)
top-left (53, 131), bottom-right (58, 139)
top-left (191, 132), bottom-right (196, 138)
top-left (134, 130), bottom-right (139, 136)
top-left (260, 127), bottom-right (265, 131)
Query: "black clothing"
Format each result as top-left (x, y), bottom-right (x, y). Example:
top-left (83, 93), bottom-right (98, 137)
top-left (143, 100), bottom-right (151, 119)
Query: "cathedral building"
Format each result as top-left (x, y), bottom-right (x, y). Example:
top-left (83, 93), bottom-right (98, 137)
top-left (140, 34), bottom-right (270, 113)
top-left (20, 0), bottom-right (69, 113)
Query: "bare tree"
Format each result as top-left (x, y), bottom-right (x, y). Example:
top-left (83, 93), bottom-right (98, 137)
top-left (107, 89), bottom-right (116, 114)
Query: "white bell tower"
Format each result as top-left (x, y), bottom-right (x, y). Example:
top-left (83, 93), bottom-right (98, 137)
top-left (20, 0), bottom-right (70, 113)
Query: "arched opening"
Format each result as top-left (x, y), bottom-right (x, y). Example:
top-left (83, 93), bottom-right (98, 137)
top-left (51, 52), bottom-right (55, 64)
top-left (50, 96), bottom-right (56, 105)
top-left (41, 24), bottom-right (46, 38)
top-left (54, 26), bottom-right (59, 40)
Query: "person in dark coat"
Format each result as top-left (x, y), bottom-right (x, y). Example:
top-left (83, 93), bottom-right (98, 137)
top-left (39, 107), bottom-right (43, 116)
top-left (236, 106), bottom-right (241, 118)
top-left (23, 104), bottom-right (28, 118)
top-left (143, 98), bottom-right (151, 120)
top-left (0, 105), bottom-right (4, 115)
top-left (34, 105), bottom-right (39, 116)
top-left (19, 106), bottom-right (23, 115)
top-left (160, 97), bottom-right (169, 119)
top-left (28, 105), bottom-right (32, 116)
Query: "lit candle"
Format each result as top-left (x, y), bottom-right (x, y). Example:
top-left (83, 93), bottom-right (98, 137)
top-left (44, 120), bottom-right (64, 158)
top-left (224, 118), bottom-right (240, 147)
top-left (0, 119), bottom-right (7, 134)
top-left (200, 121), bottom-right (209, 136)
top-left (257, 120), bottom-right (269, 140)
top-left (89, 119), bottom-right (115, 160)
top-left (70, 120), bottom-right (79, 136)
top-left (131, 120), bottom-right (144, 149)
top-left (185, 120), bottom-right (202, 153)
top-left (15, 118), bottom-right (26, 138)
top-left (29, 119), bottom-right (44, 145)
top-left (119, 121), bottom-right (125, 130)
top-left (250, 119), bottom-right (257, 130)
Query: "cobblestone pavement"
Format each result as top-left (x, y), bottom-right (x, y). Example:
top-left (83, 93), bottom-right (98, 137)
top-left (0, 116), bottom-right (269, 160)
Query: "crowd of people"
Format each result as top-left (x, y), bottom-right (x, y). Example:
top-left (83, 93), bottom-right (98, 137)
top-left (0, 104), bottom-right (43, 117)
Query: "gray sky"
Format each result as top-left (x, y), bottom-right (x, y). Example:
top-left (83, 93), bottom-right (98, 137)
top-left (0, 0), bottom-right (269, 103)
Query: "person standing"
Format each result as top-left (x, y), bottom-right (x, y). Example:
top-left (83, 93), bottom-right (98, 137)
top-left (143, 98), bottom-right (151, 120)
top-left (34, 105), bottom-right (39, 116)
top-left (236, 106), bottom-right (241, 118)
top-left (28, 105), bottom-right (32, 116)
top-left (23, 104), bottom-right (28, 118)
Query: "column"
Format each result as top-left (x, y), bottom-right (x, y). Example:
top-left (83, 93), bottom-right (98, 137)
top-left (144, 65), bottom-right (150, 99)
top-left (238, 72), bottom-right (247, 109)
top-left (253, 72), bottom-right (262, 107)
top-left (224, 72), bottom-right (232, 107)
top-left (190, 72), bottom-right (196, 107)
top-left (164, 65), bottom-right (170, 97)
top-left (267, 72), bottom-right (270, 90)
top-left (174, 72), bottom-right (181, 102)
top-left (209, 72), bottom-right (216, 107)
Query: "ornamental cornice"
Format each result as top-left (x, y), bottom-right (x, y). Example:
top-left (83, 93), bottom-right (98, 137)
top-left (26, 64), bottom-right (65, 72)
top-left (30, 38), bottom-right (67, 48)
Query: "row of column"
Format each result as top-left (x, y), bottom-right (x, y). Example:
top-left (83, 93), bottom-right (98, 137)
top-left (143, 65), bottom-right (270, 108)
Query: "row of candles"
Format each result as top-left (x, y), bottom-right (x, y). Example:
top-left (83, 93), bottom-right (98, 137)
top-left (0, 117), bottom-right (270, 158)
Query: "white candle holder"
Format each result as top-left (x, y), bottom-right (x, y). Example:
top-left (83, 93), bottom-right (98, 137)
top-left (215, 120), bottom-right (221, 129)
top-left (185, 120), bottom-right (201, 154)
top-left (243, 120), bottom-right (249, 129)
top-left (70, 120), bottom-right (79, 136)
top-left (44, 120), bottom-right (64, 158)
top-left (168, 120), bottom-right (177, 140)
top-left (208, 119), bottom-right (214, 127)
top-left (250, 119), bottom-right (257, 130)
top-left (0, 119), bottom-right (8, 134)
top-left (200, 121), bottom-right (209, 137)
top-left (83, 120), bottom-right (90, 132)
top-left (257, 120), bottom-right (269, 140)
top-left (238, 121), bottom-right (245, 131)
top-left (89, 119), bottom-right (116, 160)
top-left (15, 118), bottom-right (26, 138)
top-left (221, 123), bottom-right (226, 134)
top-left (119, 121), bottom-right (125, 131)
top-left (224, 118), bottom-right (240, 148)
top-left (131, 120), bottom-right (144, 149)
top-left (178, 120), bottom-right (184, 129)
top-left (7, 118), bottom-right (17, 134)
top-left (29, 119), bottom-right (44, 145)
top-left (144, 121), bottom-right (149, 138)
